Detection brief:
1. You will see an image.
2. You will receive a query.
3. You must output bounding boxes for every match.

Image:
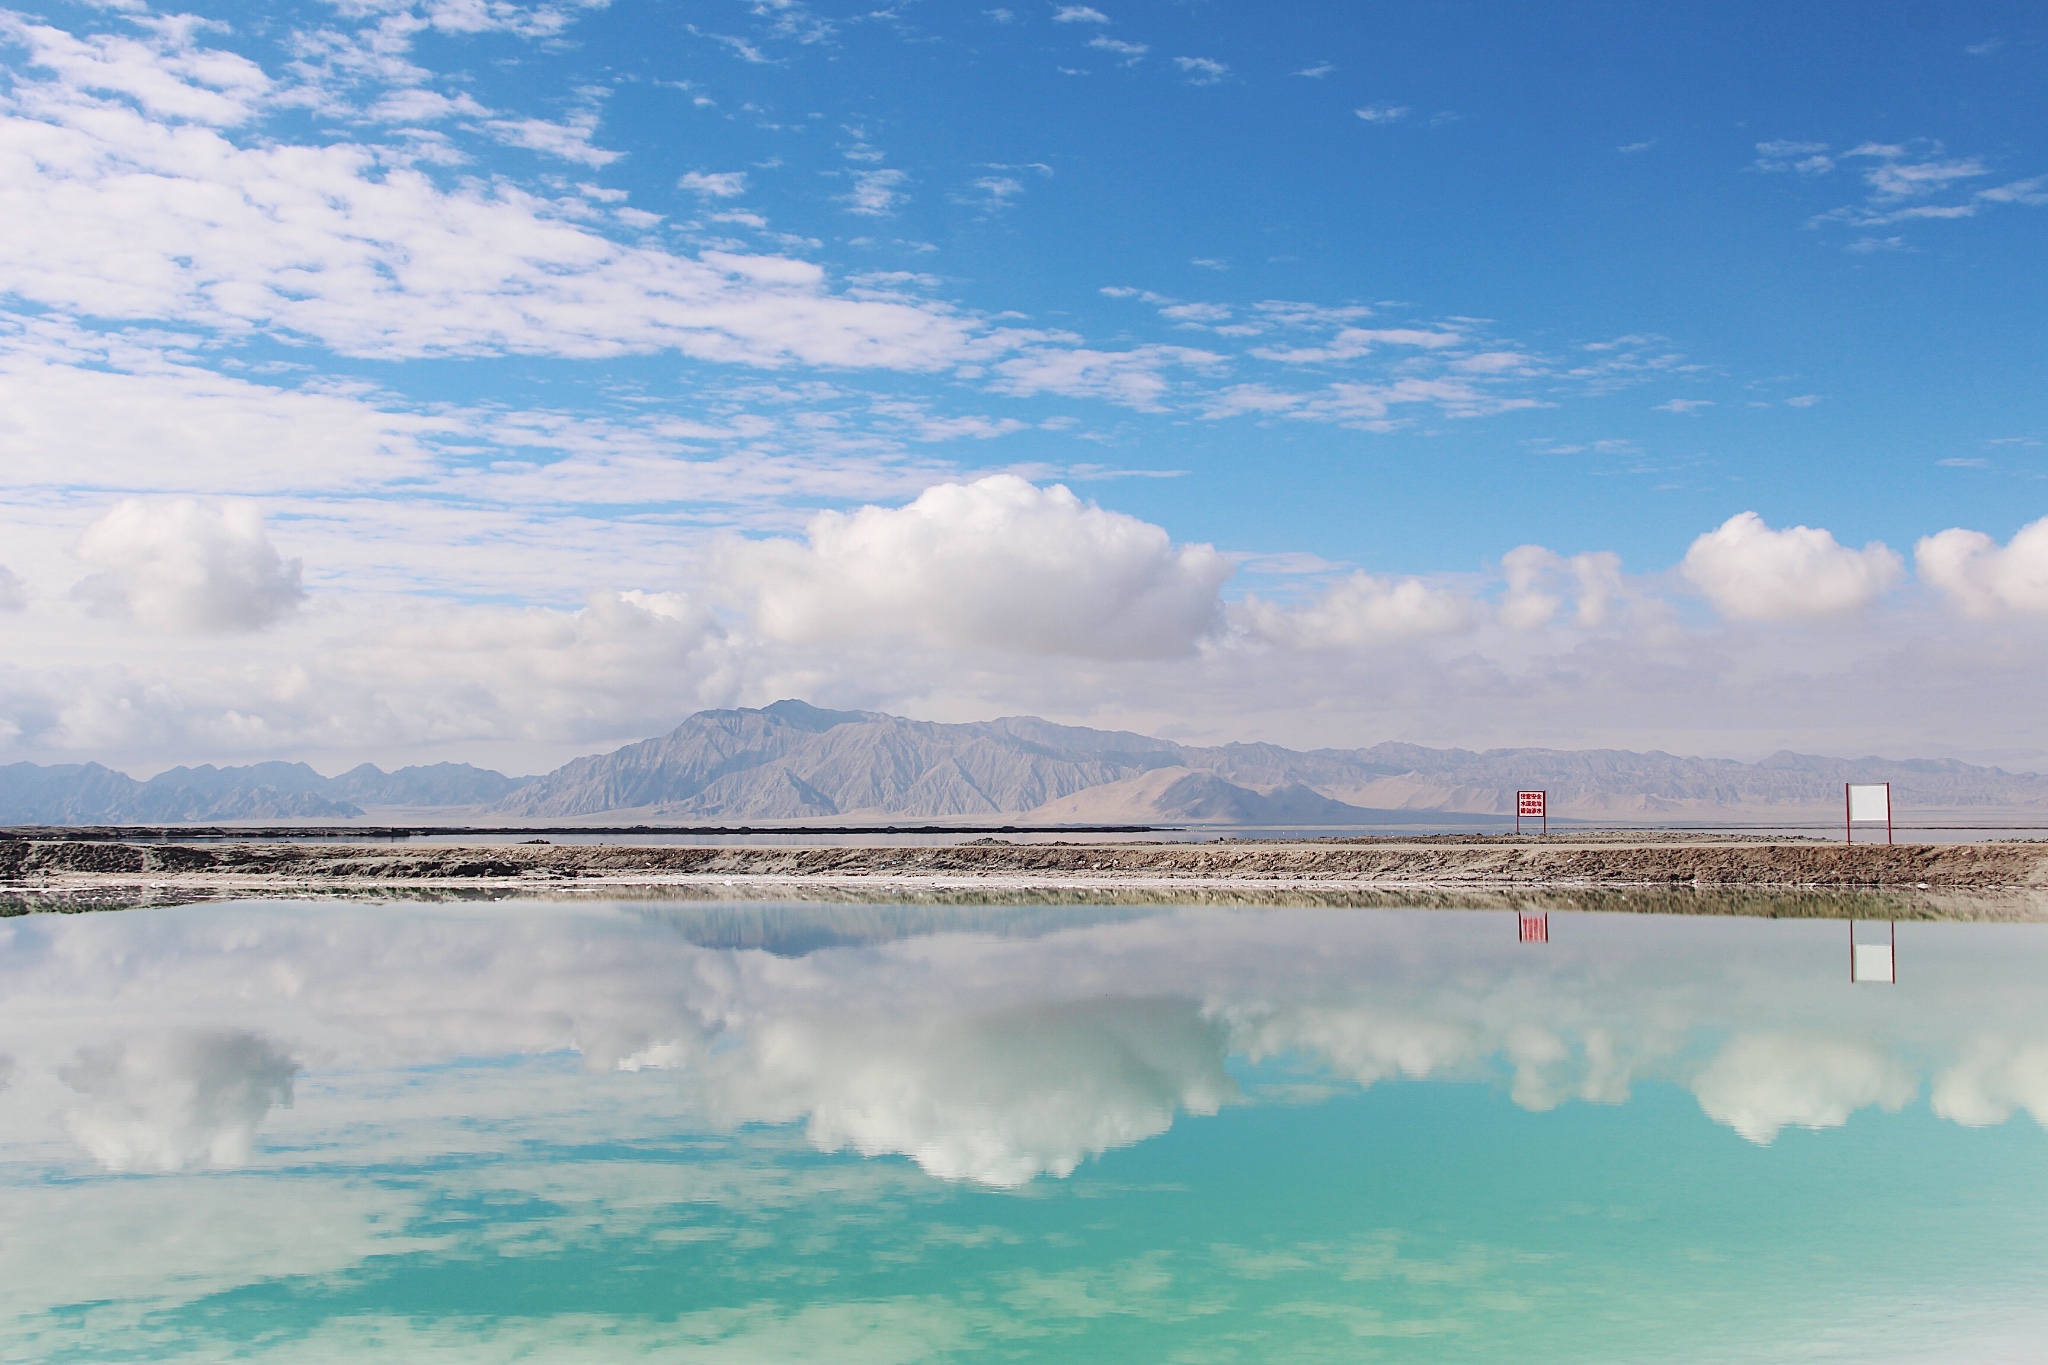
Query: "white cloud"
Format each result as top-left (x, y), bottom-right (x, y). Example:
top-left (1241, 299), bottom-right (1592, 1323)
top-left (0, 586), bottom-right (735, 766)
top-left (1917, 519), bottom-right (2048, 616)
top-left (718, 475), bottom-right (1233, 658)
top-left (0, 565), bottom-right (24, 611)
top-left (0, 333), bottom-right (449, 492)
top-left (1051, 5), bottom-right (1110, 21)
top-left (679, 170), bottom-right (748, 197)
top-left (1789, 138), bottom-right (2048, 232)
top-left (1252, 326), bottom-right (1462, 365)
top-left (363, 86), bottom-right (488, 123)
top-left (1087, 35), bottom-right (1147, 62)
top-left (1238, 571), bottom-right (1474, 648)
top-left (1850, 142), bottom-right (1988, 199)
top-left (1354, 104), bottom-right (1409, 124)
top-left (1206, 376), bottom-right (1544, 429)
top-left (3, 17), bottom-right (272, 127)
top-left (71, 499), bottom-right (306, 633)
top-left (843, 167), bottom-right (908, 216)
top-left (1499, 545), bottom-right (1623, 629)
top-left (1679, 512), bottom-right (1903, 622)
top-left (1753, 139), bottom-right (1834, 175)
top-left (485, 109), bottom-right (621, 167)
top-left (1174, 56), bottom-right (1228, 85)
top-left (991, 344), bottom-right (1225, 410)
top-left (1654, 398), bottom-right (1713, 414)
top-left (0, 26), bottom-right (981, 369)
top-left (1692, 1033), bottom-right (1914, 1144)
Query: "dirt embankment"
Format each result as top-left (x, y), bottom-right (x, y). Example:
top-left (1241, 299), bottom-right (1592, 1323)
top-left (5, 835), bottom-right (2047, 892)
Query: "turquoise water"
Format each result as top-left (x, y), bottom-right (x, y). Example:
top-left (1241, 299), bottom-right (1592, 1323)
top-left (2, 902), bottom-right (2045, 1361)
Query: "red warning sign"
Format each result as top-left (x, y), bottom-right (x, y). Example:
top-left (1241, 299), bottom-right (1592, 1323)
top-left (1517, 790), bottom-right (1547, 817)
top-left (1519, 912), bottom-right (1549, 944)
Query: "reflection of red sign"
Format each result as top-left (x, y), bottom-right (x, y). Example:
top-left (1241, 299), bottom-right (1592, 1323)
top-left (1519, 912), bottom-right (1549, 943)
top-left (1518, 791), bottom-right (1546, 817)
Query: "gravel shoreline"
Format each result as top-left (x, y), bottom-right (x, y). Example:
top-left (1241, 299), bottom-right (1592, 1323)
top-left (7, 834), bottom-right (2048, 919)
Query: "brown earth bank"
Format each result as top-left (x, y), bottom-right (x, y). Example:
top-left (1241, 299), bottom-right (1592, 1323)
top-left (6, 834), bottom-right (2048, 920)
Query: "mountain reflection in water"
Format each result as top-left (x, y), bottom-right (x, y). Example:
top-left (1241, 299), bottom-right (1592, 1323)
top-left (2, 900), bottom-right (2045, 1362)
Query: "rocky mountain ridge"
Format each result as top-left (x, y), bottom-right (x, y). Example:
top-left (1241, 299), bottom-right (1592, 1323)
top-left (489, 700), bottom-right (2048, 823)
top-left (7, 700), bottom-right (2047, 825)
top-left (0, 760), bottom-right (528, 825)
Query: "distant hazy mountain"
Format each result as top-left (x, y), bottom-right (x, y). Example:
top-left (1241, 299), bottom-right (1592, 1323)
top-left (490, 700), bottom-right (2048, 822)
top-left (10, 701), bottom-right (2048, 826)
top-left (0, 760), bottom-right (528, 825)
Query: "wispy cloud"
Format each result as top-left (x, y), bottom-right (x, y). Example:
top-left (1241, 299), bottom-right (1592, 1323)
top-left (1293, 62), bottom-right (1333, 78)
top-left (1757, 137), bottom-right (2048, 237)
top-left (1088, 36), bottom-right (1147, 62)
top-left (1174, 56), bottom-right (1228, 85)
top-left (1753, 139), bottom-right (1834, 175)
top-left (486, 110), bottom-right (621, 167)
top-left (843, 167), bottom-right (909, 215)
top-left (1052, 5), bottom-right (1109, 21)
top-left (1354, 104), bottom-right (1409, 124)
top-left (679, 170), bottom-right (748, 197)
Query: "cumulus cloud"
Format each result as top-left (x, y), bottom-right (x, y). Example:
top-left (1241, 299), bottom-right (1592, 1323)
top-left (1692, 1033), bottom-right (1914, 1144)
top-left (1679, 512), bottom-right (1902, 622)
top-left (718, 475), bottom-right (1232, 658)
top-left (1499, 545), bottom-right (1624, 629)
top-left (72, 499), bottom-right (305, 633)
top-left (1237, 571), bottom-right (1473, 649)
top-left (60, 1030), bottom-right (297, 1172)
top-left (0, 564), bottom-right (24, 611)
top-left (1915, 518), bottom-right (2048, 616)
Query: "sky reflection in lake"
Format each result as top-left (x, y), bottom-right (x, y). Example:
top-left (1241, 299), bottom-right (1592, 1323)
top-left (2, 900), bottom-right (2046, 1362)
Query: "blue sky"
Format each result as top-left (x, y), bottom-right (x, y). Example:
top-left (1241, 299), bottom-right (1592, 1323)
top-left (0, 0), bottom-right (2044, 771)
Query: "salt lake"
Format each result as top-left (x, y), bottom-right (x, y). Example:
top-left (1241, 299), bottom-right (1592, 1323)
top-left (2, 899), bottom-right (2044, 1361)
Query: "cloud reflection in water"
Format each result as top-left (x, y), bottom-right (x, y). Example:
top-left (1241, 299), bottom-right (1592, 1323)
top-left (0, 902), bottom-right (2045, 1184)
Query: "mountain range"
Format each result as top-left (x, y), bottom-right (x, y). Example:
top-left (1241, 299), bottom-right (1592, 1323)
top-left (7, 699), bottom-right (2048, 826)
top-left (0, 760), bottom-right (527, 825)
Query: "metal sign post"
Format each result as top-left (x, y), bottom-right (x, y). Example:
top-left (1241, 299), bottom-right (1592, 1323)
top-left (1516, 790), bottom-right (1547, 836)
top-left (1845, 782), bottom-right (1893, 845)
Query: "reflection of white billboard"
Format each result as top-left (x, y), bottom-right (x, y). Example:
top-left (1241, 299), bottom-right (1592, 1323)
top-left (1845, 782), bottom-right (1892, 844)
top-left (1850, 921), bottom-right (1897, 985)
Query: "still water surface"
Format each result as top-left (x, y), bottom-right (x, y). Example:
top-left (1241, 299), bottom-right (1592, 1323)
top-left (2, 900), bottom-right (2045, 1361)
